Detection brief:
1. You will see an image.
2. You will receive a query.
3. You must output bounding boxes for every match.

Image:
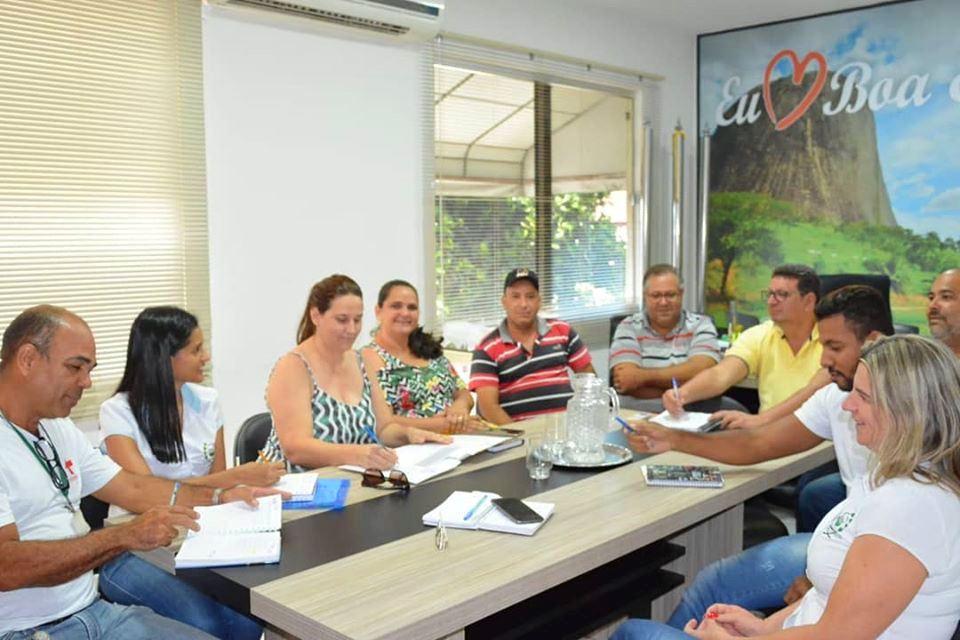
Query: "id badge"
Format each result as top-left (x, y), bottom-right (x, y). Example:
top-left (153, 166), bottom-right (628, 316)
top-left (70, 507), bottom-right (90, 537)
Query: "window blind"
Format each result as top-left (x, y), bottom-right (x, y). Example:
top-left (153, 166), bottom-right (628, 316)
top-left (0, 0), bottom-right (211, 419)
top-left (431, 38), bottom-right (642, 330)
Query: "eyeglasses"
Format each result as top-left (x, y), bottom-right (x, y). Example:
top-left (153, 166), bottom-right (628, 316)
top-left (34, 437), bottom-right (70, 491)
top-left (361, 469), bottom-right (410, 491)
top-left (761, 289), bottom-right (796, 302)
top-left (645, 291), bottom-right (681, 302)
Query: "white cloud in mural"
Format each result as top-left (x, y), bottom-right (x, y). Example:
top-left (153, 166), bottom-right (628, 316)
top-left (925, 188), bottom-right (960, 213)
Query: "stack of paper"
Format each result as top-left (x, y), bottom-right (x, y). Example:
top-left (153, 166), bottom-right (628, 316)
top-left (650, 410), bottom-right (718, 432)
top-left (175, 494), bottom-right (282, 568)
top-left (273, 472), bottom-right (319, 501)
top-left (341, 434), bottom-right (510, 485)
top-left (422, 491), bottom-right (554, 536)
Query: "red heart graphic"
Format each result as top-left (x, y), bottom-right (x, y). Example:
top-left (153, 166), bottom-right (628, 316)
top-left (762, 49), bottom-right (828, 131)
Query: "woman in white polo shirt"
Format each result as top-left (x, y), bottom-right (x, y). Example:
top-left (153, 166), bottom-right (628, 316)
top-left (615, 334), bottom-right (960, 640)
top-left (97, 306), bottom-right (283, 640)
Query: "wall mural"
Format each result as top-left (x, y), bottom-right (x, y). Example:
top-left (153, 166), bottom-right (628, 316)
top-left (699, 0), bottom-right (960, 331)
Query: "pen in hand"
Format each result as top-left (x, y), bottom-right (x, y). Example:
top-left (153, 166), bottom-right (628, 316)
top-left (362, 425), bottom-right (387, 449)
top-left (615, 416), bottom-right (640, 435)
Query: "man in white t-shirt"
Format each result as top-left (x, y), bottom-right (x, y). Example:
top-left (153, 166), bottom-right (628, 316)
top-left (0, 305), bottom-right (276, 638)
top-left (624, 285), bottom-right (894, 628)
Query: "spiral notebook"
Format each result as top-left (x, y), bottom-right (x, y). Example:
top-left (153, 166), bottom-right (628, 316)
top-left (175, 494), bottom-right (282, 568)
top-left (642, 464), bottom-right (724, 488)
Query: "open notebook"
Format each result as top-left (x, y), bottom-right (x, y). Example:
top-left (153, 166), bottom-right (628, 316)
top-left (341, 434), bottom-right (510, 485)
top-left (422, 491), bottom-right (554, 536)
top-left (175, 494), bottom-right (282, 569)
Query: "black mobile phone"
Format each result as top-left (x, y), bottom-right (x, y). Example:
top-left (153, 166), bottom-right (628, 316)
top-left (491, 497), bottom-right (543, 524)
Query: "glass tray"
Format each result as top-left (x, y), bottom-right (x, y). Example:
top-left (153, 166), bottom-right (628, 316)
top-left (551, 443), bottom-right (633, 469)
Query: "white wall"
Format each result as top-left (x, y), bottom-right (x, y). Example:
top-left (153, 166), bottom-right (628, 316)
top-left (202, 1), bottom-right (698, 448)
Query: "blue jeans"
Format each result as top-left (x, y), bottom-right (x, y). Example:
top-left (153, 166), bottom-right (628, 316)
top-left (0, 598), bottom-right (214, 639)
top-left (99, 552), bottom-right (262, 640)
top-left (612, 534), bottom-right (811, 639)
top-left (797, 472), bottom-right (846, 533)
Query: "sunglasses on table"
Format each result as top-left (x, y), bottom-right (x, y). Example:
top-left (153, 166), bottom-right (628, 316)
top-left (361, 469), bottom-right (410, 491)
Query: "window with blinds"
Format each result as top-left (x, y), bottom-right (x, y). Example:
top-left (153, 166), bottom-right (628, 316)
top-left (0, 0), bottom-right (211, 419)
top-left (433, 51), bottom-right (635, 329)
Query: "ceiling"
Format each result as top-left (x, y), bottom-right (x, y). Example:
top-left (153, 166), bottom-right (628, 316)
top-left (574, 0), bottom-right (888, 35)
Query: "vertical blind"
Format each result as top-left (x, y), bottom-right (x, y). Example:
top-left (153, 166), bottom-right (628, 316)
top-left (431, 39), bottom-right (639, 330)
top-left (0, 0), bottom-right (211, 418)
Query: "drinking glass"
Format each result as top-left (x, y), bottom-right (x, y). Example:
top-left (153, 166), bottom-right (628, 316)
top-left (526, 434), bottom-right (553, 480)
top-left (544, 412), bottom-right (567, 462)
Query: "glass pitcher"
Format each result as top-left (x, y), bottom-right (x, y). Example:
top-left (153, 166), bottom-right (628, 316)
top-left (563, 372), bottom-right (620, 464)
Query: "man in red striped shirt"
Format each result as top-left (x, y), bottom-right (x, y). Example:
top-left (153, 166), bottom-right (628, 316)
top-left (470, 269), bottom-right (595, 424)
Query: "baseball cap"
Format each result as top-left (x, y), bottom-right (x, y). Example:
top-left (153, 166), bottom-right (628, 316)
top-left (503, 268), bottom-right (539, 291)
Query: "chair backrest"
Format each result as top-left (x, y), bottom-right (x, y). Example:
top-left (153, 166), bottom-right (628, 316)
top-left (608, 313), bottom-right (630, 348)
top-left (234, 412), bottom-right (273, 464)
top-left (893, 322), bottom-right (920, 335)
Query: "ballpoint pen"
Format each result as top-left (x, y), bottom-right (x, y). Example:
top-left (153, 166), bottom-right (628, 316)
top-left (614, 416), bottom-right (639, 435)
top-left (362, 425), bottom-right (387, 449)
top-left (463, 494), bottom-right (489, 522)
top-left (671, 377), bottom-right (681, 403)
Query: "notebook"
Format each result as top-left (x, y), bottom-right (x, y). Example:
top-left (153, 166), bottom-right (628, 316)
top-left (274, 472), bottom-right (319, 501)
top-left (283, 478), bottom-right (350, 511)
top-left (642, 464), bottom-right (724, 488)
top-left (175, 494), bottom-right (282, 568)
top-left (650, 410), bottom-right (721, 432)
top-left (341, 434), bottom-right (510, 485)
top-left (422, 491), bottom-right (554, 536)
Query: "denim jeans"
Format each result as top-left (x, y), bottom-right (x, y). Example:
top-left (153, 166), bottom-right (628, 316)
top-left (0, 598), bottom-right (214, 639)
top-left (612, 533), bottom-right (811, 639)
top-left (797, 471), bottom-right (846, 533)
top-left (99, 552), bottom-right (262, 640)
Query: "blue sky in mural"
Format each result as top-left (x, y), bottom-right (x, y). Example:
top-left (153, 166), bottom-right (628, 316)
top-left (699, 0), bottom-right (960, 239)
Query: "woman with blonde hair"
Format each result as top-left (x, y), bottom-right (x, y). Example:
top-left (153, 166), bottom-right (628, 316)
top-left (615, 334), bottom-right (960, 639)
top-left (260, 275), bottom-right (448, 471)
top-left (362, 279), bottom-right (484, 434)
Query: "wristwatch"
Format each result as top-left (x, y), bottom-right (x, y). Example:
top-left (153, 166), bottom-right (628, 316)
top-left (211, 488), bottom-right (224, 505)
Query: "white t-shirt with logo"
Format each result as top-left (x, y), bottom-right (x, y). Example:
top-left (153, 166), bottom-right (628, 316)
top-left (0, 417), bottom-right (121, 632)
top-left (99, 383), bottom-right (222, 481)
top-left (793, 383), bottom-right (871, 491)
top-left (785, 475), bottom-right (960, 638)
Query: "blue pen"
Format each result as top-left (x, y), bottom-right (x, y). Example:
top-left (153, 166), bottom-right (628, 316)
top-left (362, 425), bottom-right (382, 447)
top-left (671, 377), bottom-right (681, 403)
top-left (463, 494), bottom-right (489, 522)
top-left (615, 415), bottom-right (639, 435)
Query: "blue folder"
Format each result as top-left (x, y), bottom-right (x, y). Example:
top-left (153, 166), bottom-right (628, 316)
top-left (282, 478), bottom-right (350, 510)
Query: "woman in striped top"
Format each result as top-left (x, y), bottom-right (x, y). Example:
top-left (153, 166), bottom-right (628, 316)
top-left (260, 274), bottom-right (449, 471)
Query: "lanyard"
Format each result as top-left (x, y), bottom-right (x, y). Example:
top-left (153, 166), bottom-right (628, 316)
top-left (1, 412), bottom-right (75, 512)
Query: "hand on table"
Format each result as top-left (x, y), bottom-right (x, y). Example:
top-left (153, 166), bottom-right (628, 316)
top-left (123, 506), bottom-right (199, 550)
top-left (611, 365), bottom-right (645, 395)
top-left (709, 410), bottom-right (762, 431)
top-left (222, 485), bottom-right (290, 507)
top-left (406, 427), bottom-right (453, 446)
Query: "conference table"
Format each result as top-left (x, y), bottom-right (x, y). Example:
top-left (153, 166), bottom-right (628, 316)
top-left (137, 414), bottom-right (834, 640)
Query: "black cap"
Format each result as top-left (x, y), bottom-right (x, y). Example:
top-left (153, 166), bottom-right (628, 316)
top-left (503, 268), bottom-right (539, 291)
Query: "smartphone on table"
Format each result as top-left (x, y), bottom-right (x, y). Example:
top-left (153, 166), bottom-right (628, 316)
top-left (491, 497), bottom-right (543, 524)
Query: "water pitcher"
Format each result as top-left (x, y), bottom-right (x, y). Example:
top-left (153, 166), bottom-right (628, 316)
top-left (563, 373), bottom-right (619, 464)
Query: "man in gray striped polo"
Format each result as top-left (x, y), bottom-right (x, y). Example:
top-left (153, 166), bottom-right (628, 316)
top-left (610, 264), bottom-right (720, 403)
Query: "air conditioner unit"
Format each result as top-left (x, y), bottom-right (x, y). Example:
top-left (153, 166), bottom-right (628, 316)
top-left (210, 0), bottom-right (443, 42)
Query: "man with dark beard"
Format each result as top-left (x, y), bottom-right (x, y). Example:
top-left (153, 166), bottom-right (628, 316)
top-left (928, 269), bottom-right (960, 357)
top-left (623, 285), bottom-right (894, 629)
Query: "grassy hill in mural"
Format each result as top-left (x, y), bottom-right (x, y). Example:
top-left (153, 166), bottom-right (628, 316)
top-left (706, 192), bottom-right (960, 332)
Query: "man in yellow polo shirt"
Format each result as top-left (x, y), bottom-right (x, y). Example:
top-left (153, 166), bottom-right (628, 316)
top-left (663, 264), bottom-right (824, 418)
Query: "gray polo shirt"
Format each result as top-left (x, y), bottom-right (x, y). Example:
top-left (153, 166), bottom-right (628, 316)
top-left (609, 309), bottom-right (720, 369)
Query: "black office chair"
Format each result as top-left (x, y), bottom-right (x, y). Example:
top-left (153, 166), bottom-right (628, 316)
top-left (80, 495), bottom-right (111, 530)
top-left (234, 412), bottom-right (273, 464)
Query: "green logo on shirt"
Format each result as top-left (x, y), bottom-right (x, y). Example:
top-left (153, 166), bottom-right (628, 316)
top-left (823, 511), bottom-right (856, 540)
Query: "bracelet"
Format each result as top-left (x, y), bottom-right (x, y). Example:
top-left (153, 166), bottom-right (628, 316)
top-left (169, 481), bottom-right (181, 507)
top-left (211, 488), bottom-right (224, 506)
